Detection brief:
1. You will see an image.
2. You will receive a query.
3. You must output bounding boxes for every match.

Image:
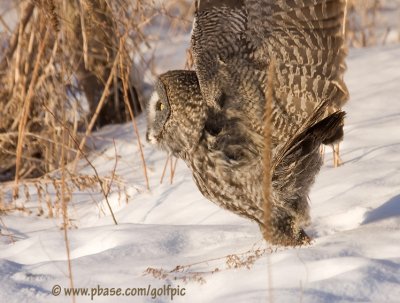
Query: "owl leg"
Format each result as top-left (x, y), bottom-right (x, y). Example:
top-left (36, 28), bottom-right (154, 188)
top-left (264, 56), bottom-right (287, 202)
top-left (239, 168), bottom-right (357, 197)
top-left (266, 137), bottom-right (322, 246)
top-left (261, 206), bottom-right (311, 246)
top-left (263, 112), bottom-right (345, 246)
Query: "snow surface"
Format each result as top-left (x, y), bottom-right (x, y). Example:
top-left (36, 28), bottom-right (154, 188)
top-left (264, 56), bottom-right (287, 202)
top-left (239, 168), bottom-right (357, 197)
top-left (1, 43), bottom-right (400, 302)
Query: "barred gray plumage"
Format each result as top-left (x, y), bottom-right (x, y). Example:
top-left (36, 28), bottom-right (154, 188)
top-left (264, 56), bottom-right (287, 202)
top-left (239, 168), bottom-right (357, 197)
top-left (146, 0), bottom-right (348, 246)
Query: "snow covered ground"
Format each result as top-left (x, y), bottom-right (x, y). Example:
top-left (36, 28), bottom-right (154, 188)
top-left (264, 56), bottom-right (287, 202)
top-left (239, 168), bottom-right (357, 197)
top-left (1, 42), bottom-right (400, 303)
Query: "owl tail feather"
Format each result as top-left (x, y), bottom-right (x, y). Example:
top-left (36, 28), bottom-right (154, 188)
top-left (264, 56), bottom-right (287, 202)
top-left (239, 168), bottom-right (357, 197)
top-left (263, 111), bottom-right (346, 247)
top-left (286, 111), bottom-right (346, 158)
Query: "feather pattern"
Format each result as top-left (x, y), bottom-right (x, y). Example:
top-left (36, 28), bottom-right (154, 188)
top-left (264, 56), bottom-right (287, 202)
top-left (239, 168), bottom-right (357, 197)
top-left (147, 0), bottom-right (349, 246)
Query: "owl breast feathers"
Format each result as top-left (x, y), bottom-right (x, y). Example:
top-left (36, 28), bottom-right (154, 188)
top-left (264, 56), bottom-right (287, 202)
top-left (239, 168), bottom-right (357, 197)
top-left (146, 0), bottom-right (348, 246)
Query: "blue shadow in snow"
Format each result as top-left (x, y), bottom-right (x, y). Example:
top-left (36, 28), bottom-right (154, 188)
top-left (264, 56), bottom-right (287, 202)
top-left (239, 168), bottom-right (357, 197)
top-left (362, 194), bottom-right (400, 224)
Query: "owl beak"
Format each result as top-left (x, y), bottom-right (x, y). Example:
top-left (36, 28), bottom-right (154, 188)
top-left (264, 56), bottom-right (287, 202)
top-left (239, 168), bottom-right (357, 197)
top-left (146, 130), bottom-right (158, 145)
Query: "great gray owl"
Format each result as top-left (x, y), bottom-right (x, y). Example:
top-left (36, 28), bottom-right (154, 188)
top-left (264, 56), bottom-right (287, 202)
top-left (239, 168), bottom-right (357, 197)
top-left (146, 0), bottom-right (348, 246)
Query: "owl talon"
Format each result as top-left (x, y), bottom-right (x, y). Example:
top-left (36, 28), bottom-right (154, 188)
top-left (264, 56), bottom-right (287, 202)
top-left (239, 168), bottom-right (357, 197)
top-left (261, 210), bottom-right (312, 247)
top-left (297, 229), bottom-right (312, 246)
top-left (266, 228), bottom-right (312, 247)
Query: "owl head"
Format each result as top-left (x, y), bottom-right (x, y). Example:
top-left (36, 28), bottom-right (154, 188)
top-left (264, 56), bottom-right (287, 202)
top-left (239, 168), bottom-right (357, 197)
top-left (146, 70), bottom-right (206, 157)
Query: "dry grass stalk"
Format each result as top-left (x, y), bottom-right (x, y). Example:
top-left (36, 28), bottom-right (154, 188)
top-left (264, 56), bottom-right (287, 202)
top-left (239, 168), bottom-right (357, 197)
top-left (160, 156), bottom-right (170, 184)
top-left (319, 145), bottom-right (326, 164)
top-left (60, 88), bottom-right (76, 303)
top-left (72, 136), bottom-right (120, 225)
top-left (159, 156), bottom-right (178, 185)
top-left (45, 184), bottom-right (54, 218)
top-left (78, 0), bottom-right (89, 70)
top-left (262, 61), bottom-right (275, 243)
top-left (0, 2), bottom-right (34, 72)
top-left (344, 0), bottom-right (349, 37)
top-left (263, 60), bottom-right (275, 303)
top-left (13, 27), bottom-right (50, 199)
top-left (333, 143), bottom-right (343, 168)
top-left (0, 187), bottom-right (5, 213)
top-left (169, 156), bottom-right (174, 184)
top-left (0, 216), bottom-right (15, 244)
top-left (104, 140), bottom-right (119, 198)
top-left (170, 157), bottom-right (179, 185)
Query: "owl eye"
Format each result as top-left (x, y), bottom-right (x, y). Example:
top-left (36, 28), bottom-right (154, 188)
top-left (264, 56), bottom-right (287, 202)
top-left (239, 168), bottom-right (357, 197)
top-left (156, 101), bottom-right (165, 111)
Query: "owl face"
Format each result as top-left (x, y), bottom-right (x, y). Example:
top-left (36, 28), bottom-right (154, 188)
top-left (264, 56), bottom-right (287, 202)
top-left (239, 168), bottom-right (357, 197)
top-left (146, 70), bottom-right (207, 157)
top-left (146, 80), bottom-right (171, 145)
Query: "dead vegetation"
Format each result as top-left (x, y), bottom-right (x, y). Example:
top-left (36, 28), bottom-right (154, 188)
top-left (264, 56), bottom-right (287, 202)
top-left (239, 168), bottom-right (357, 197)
top-left (0, 3), bottom-right (193, 292)
top-left (0, 0), bottom-right (193, 213)
top-left (144, 244), bottom-right (274, 284)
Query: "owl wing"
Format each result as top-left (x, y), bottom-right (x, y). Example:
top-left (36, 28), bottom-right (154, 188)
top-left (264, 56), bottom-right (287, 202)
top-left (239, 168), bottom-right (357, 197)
top-left (192, 0), bottom-right (348, 161)
top-left (246, 0), bottom-right (349, 163)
